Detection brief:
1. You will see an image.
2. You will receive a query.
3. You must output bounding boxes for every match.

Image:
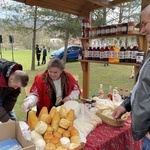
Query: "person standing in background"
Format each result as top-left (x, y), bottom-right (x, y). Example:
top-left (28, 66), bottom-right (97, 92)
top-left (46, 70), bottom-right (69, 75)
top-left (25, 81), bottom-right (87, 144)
top-left (35, 44), bottom-right (41, 66)
top-left (41, 46), bottom-right (47, 64)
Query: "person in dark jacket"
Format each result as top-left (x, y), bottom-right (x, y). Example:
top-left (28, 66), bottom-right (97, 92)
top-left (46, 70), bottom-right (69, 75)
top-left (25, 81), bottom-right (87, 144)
top-left (112, 5), bottom-right (150, 150)
top-left (35, 44), bottom-right (41, 66)
top-left (41, 46), bottom-right (47, 64)
top-left (0, 58), bottom-right (29, 122)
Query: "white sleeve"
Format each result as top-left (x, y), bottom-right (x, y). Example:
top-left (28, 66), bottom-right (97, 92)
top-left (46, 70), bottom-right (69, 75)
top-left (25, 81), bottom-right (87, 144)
top-left (22, 95), bottom-right (38, 111)
top-left (68, 85), bottom-right (80, 100)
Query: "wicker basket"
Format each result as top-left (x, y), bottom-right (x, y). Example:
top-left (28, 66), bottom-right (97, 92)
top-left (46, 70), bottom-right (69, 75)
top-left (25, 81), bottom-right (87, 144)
top-left (97, 110), bottom-right (126, 127)
top-left (75, 142), bottom-right (85, 150)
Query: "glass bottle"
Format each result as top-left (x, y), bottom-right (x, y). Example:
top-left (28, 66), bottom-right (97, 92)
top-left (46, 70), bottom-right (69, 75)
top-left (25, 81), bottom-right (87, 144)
top-left (100, 46), bottom-right (105, 61)
top-left (98, 83), bottom-right (104, 99)
top-left (116, 23), bottom-right (122, 35)
top-left (114, 39), bottom-right (120, 63)
top-left (119, 46), bottom-right (126, 62)
top-left (125, 46), bottom-right (131, 63)
top-left (107, 85), bottom-right (113, 100)
top-left (108, 45), bottom-right (114, 62)
top-left (128, 22), bottom-right (135, 34)
top-left (124, 89), bottom-right (129, 100)
top-left (104, 46), bottom-right (109, 62)
top-left (78, 47), bottom-right (83, 60)
top-left (88, 46), bottom-right (92, 60)
top-left (84, 41), bottom-right (89, 60)
top-left (131, 46), bottom-right (138, 63)
top-left (122, 23), bottom-right (128, 34)
top-left (119, 88), bottom-right (124, 99)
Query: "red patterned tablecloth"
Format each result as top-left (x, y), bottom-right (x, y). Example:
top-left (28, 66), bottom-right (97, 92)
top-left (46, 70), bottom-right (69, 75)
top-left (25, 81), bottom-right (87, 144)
top-left (83, 118), bottom-right (142, 150)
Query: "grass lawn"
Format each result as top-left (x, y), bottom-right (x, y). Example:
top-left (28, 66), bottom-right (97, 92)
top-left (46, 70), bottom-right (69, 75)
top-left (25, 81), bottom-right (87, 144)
top-left (1, 49), bottom-right (135, 121)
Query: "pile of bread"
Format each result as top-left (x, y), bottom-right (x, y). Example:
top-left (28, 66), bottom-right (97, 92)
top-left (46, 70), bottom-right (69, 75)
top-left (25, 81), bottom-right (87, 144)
top-left (28, 105), bottom-right (82, 150)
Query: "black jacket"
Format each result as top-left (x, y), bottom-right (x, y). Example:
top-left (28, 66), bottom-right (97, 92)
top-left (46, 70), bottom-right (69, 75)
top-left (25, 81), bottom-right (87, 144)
top-left (0, 58), bottom-right (22, 122)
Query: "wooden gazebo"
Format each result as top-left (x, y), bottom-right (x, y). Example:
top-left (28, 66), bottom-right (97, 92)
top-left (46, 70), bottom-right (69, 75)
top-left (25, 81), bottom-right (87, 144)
top-left (14, 0), bottom-right (149, 98)
top-left (14, 0), bottom-right (141, 18)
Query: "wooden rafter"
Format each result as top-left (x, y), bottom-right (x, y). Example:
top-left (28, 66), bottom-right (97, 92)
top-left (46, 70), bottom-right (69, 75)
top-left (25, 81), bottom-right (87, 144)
top-left (14, 0), bottom-right (135, 17)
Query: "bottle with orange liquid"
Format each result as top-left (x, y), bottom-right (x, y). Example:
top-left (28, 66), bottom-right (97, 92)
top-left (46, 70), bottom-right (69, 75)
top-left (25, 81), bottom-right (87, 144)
top-left (114, 45), bottom-right (120, 62)
top-left (108, 45), bottom-right (114, 62)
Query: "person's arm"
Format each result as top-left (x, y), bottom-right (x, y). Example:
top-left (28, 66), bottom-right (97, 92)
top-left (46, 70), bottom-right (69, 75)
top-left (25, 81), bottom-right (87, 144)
top-left (120, 96), bottom-right (131, 112)
top-left (112, 97), bottom-right (131, 120)
top-left (0, 88), bottom-right (20, 122)
top-left (22, 76), bottom-right (39, 112)
top-left (62, 86), bottom-right (80, 103)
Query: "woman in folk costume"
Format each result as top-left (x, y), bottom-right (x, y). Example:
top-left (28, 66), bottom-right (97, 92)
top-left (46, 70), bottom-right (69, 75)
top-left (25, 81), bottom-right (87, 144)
top-left (22, 58), bottom-right (81, 114)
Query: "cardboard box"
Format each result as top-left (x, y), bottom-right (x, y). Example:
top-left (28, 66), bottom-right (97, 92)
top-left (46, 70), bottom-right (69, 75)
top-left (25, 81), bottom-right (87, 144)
top-left (0, 121), bottom-right (35, 150)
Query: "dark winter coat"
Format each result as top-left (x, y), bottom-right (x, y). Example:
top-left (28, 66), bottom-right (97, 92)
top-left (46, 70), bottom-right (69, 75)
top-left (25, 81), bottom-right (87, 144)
top-left (0, 58), bottom-right (22, 122)
top-left (121, 51), bottom-right (150, 141)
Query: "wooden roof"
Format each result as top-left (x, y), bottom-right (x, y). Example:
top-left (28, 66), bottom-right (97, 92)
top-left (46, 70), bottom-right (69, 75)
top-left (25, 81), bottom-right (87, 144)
top-left (14, 0), bottom-right (135, 18)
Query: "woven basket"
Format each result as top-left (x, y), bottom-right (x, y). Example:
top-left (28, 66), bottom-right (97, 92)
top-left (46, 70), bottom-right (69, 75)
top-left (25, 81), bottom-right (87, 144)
top-left (73, 142), bottom-right (85, 150)
top-left (97, 110), bottom-right (126, 127)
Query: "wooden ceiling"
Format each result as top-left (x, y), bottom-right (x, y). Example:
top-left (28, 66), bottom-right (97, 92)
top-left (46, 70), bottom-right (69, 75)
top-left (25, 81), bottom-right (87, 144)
top-left (14, 0), bottom-right (135, 18)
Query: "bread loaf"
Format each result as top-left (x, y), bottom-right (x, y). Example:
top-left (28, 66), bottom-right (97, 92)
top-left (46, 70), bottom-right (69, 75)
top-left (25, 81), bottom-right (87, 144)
top-left (40, 114), bottom-right (52, 124)
top-left (51, 136), bottom-right (60, 144)
top-left (28, 110), bottom-right (39, 131)
top-left (53, 131), bottom-right (62, 139)
top-left (35, 139), bottom-right (46, 150)
top-left (56, 146), bottom-right (67, 150)
top-left (39, 106), bottom-right (48, 119)
top-left (46, 125), bottom-right (54, 132)
top-left (44, 143), bottom-right (56, 150)
top-left (44, 132), bottom-right (54, 140)
top-left (70, 135), bottom-right (81, 144)
top-left (68, 143), bottom-right (79, 150)
top-left (49, 106), bottom-right (57, 118)
top-left (31, 130), bottom-right (43, 143)
top-left (51, 111), bottom-right (60, 131)
top-left (60, 137), bottom-right (70, 148)
top-left (59, 118), bottom-right (70, 129)
top-left (57, 127), bottom-right (65, 134)
top-left (66, 109), bottom-right (75, 125)
top-left (35, 121), bottom-right (48, 134)
top-left (70, 126), bottom-right (79, 136)
top-left (59, 105), bottom-right (67, 118)
top-left (62, 130), bottom-right (70, 138)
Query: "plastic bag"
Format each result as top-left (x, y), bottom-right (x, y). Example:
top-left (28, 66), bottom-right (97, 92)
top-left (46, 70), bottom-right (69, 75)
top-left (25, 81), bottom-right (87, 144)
top-left (112, 89), bottom-right (122, 102)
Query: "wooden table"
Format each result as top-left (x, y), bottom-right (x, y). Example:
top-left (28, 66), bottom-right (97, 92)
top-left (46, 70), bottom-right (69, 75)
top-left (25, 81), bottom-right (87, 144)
top-left (83, 118), bottom-right (142, 150)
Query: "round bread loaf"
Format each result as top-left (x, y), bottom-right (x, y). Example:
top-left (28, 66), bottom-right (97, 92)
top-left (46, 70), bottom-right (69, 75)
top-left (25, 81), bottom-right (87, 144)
top-left (60, 137), bottom-right (70, 148)
top-left (45, 143), bottom-right (56, 150)
top-left (35, 121), bottom-right (47, 134)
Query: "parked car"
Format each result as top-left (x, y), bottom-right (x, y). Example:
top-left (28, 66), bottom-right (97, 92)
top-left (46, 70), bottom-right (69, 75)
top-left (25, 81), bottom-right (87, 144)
top-left (50, 45), bottom-right (83, 61)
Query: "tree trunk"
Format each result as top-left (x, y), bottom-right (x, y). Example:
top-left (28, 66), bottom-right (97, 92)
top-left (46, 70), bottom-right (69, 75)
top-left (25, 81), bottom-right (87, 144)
top-left (31, 6), bottom-right (37, 70)
top-left (63, 29), bottom-right (69, 64)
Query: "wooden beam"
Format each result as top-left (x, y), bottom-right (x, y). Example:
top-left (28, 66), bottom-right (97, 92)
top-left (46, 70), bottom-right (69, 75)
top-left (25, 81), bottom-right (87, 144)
top-left (86, 0), bottom-right (115, 9)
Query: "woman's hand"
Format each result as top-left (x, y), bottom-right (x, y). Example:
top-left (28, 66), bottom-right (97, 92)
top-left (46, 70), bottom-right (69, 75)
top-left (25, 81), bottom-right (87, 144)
top-left (62, 96), bottom-right (71, 103)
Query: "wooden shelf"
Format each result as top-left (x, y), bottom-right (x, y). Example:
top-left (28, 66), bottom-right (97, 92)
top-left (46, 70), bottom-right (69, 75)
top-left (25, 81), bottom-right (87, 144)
top-left (80, 33), bottom-right (148, 99)
top-left (80, 33), bottom-right (144, 40)
top-left (79, 60), bottom-right (141, 66)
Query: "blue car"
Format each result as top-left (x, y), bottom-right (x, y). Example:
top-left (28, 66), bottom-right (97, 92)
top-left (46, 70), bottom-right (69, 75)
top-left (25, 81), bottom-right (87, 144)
top-left (50, 45), bottom-right (83, 61)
